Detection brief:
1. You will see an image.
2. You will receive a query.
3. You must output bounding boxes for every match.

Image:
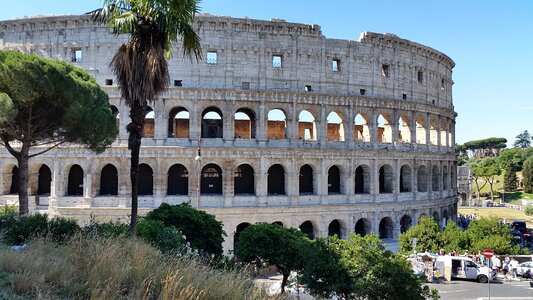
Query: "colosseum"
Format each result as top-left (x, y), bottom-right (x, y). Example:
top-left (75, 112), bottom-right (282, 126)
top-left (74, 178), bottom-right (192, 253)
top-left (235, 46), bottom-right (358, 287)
top-left (0, 14), bottom-right (457, 254)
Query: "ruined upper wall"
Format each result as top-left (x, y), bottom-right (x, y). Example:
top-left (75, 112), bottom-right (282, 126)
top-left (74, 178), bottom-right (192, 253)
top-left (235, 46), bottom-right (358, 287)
top-left (0, 14), bottom-right (455, 109)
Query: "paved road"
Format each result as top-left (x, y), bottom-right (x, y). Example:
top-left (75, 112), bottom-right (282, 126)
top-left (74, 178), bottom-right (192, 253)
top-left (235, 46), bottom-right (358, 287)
top-left (427, 278), bottom-right (532, 300)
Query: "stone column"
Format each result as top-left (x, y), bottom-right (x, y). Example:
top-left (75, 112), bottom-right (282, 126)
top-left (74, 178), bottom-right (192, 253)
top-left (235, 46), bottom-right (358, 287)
top-left (410, 111), bottom-right (417, 146)
top-left (345, 106), bottom-right (355, 148)
top-left (223, 104), bottom-right (234, 144)
top-left (318, 105), bottom-right (327, 147)
top-left (257, 102), bottom-right (267, 142)
top-left (154, 98), bottom-right (165, 144)
top-left (391, 109), bottom-right (399, 147)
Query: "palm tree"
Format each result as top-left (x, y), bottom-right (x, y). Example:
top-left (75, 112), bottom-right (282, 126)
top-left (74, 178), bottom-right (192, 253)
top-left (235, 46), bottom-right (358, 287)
top-left (92, 0), bottom-right (201, 233)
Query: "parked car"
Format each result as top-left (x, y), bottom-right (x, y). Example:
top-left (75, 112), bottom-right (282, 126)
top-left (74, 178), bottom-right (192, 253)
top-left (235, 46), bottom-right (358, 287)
top-left (516, 261), bottom-right (533, 277)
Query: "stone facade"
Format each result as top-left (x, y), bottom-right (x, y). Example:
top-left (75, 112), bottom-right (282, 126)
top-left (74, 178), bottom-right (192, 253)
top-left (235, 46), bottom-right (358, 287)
top-left (457, 166), bottom-right (472, 206)
top-left (0, 14), bottom-right (457, 254)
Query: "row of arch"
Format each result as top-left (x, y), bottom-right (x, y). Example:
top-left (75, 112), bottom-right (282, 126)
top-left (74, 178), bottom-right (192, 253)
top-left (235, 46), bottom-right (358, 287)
top-left (232, 210), bottom-right (451, 251)
top-left (2, 161), bottom-right (455, 197)
top-left (111, 105), bottom-right (454, 147)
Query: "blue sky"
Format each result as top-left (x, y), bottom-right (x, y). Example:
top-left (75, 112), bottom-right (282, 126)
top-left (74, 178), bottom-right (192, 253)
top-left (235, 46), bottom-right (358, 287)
top-left (1, 0), bottom-right (532, 146)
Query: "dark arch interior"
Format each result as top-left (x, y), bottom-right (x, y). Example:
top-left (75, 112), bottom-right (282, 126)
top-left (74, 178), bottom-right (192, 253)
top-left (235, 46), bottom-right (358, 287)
top-left (9, 166), bottom-right (19, 194)
top-left (202, 107), bottom-right (223, 138)
top-left (379, 217), bottom-right (394, 239)
top-left (67, 165), bottom-right (83, 196)
top-left (138, 164), bottom-right (154, 195)
top-left (354, 218), bottom-right (369, 236)
top-left (267, 164), bottom-right (285, 195)
top-left (299, 164), bottom-right (313, 194)
top-left (328, 166), bottom-right (340, 194)
top-left (201, 164), bottom-right (222, 195)
top-left (100, 164), bottom-right (118, 196)
top-left (299, 221), bottom-right (315, 240)
top-left (328, 220), bottom-right (342, 238)
top-left (355, 166), bottom-right (367, 194)
top-left (234, 164), bottom-right (254, 195)
top-left (37, 165), bottom-right (52, 195)
top-left (400, 215), bottom-right (412, 233)
top-left (167, 164), bottom-right (188, 195)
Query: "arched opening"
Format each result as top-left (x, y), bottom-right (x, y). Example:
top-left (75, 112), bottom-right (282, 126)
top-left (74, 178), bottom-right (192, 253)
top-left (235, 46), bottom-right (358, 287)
top-left (443, 210), bottom-right (449, 220)
top-left (354, 218), bottom-right (371, 236)
top-left (234, 164), bottom-right (254, 195)
top-left (167, 164), bottom-right (188, 195)
top-left (299, 164), bottom-right (314, 195)
top-left (432, 165), bottom-right (440, 191)
top-left (298, 110), bottom-right (317, 141)
top-left (299, 221), bottom-right (315, 240)
top-left (355, 165), bottom-right (370, 194)
top-left (201, 164), bottom-right (222, 195)
top-left (139, 164), bottom-right (154, 195)
top-left (201, 107), bottom-right (223, 138)
top-left (354, 113), bottom-right (371, 142)
top-left (233, 222), bottom-right (251, 254)
top-left (267, 164), bottom-right (285, 195)
top-left (328, 165), bottom-right (340, 194)
top-left (267, 109), bottom-right (286, 139)
top-left (272, 221), bottom-right (284, 227)
top-left (398, 115), bottom-right (411, 143)
top-left (442, 166), bottom-right (448, 190)
top-left (234, 108), bottom-right (256, 139)
top-left (326, 111), bottom-right (344, 141)
top-left (417, 166), bottom-right (428, 192)
top-left (416, 115), bottom-right (426, 144)
top-left (379, 217), bottom-right (394, 239)
top-left (37, 165), bottom-right (51, 196)
top-left (100, 164), bottom-right (118, 196)
top-left (429, 117), bottom-right (438, 146)
top-left (328, 219), bottom-right (342, 238)
top-left (168, 107), bottom-right (190, 138)
top-left (377, 113), bottom-right (392, 143)
top-left (433, 211), bottom-right (440, 223)
top-left (379, 164), bottom-right (393, 193)
top-left (400, 165), bottom-right (412, 193)
top-left (9, 166), bottom-right (19, 194)
top-left (67, 165), bottom-right (84, 196)
top-left (142, 107), bottom-right (155, 138)
top-left (400, 215), bottom-right (412, 233)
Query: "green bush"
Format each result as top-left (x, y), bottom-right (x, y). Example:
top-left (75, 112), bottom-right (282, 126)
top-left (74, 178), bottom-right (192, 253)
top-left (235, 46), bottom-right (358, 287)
top-left (0, 205), bottom-right (16, 218)
top-left (525, 205), bottom-right (533, 216)
top-left (81, 221), bottom-right (128, 238)
top-left (137, 218), bottom-right (185, 253)
top-left (47, 217), bottom-right (80, 244)
top-left (146, 203), bottom-right (225, 256)
top-left (2, 214), bottom-right (48, 245)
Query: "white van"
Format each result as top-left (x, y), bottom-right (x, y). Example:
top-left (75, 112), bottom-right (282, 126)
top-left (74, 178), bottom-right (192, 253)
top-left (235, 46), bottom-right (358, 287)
top-left (435, 255), bottom-right (494, 283)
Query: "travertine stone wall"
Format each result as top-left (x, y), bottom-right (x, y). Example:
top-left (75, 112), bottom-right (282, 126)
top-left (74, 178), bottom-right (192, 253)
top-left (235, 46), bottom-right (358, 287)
top-left (0, 14), bottom-right (457, 255)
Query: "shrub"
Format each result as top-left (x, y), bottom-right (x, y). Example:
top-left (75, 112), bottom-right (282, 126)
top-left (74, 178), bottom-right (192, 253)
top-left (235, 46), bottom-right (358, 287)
top-left (146, 203), bottom-right (225, 256)
top-left (2, 214), bottom-right (48, 245)
top-left (525, 205), bottom-right (533, 216)
top-left (47, 217), bottom-right (80, 244)
top-left (137, 218), bottom-right (185, 253)
top-left (81, 221), bottom-right (128, 238)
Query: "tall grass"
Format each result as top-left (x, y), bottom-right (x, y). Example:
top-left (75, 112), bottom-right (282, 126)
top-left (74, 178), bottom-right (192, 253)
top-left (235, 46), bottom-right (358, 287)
top-left (0, 235), bottom-right (283, 299)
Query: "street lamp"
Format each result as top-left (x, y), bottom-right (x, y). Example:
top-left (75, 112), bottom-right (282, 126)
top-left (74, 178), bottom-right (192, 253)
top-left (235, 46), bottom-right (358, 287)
top-left (195, 147), bottom-right (201, 209)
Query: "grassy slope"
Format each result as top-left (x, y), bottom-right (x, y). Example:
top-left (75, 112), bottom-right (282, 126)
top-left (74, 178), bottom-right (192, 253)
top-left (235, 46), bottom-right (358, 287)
top-left (459, 207), bottom-right (533, 227)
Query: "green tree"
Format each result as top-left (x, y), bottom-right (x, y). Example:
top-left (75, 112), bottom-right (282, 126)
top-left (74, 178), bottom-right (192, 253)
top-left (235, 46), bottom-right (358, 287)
top-left (523, 157), bottom-right (533, 193)
top-left (236, 223), bottom-right (310, 293)
top-left (466, 216), bottom-right (512, 254)
top-left (399, 216), bottom-right (441, 253)
top-left (0, 51), bottom-right (117, 215)
top-left (440, 222), bottom-right (468, 253)
top-left (478, 158), bottom-right (501, 201)
top-left (503, 162), bottom-right (517, 193)
top-left (145, 203), bottom-right (225, 256)
top-left (305, 234), bottom-right (439, 300)
top-left (464, 137), bottom-right (507, 153)
top-left (514, 130), bottom-right (532, 148)
top-left (92, 0), bottom-right (202, 233)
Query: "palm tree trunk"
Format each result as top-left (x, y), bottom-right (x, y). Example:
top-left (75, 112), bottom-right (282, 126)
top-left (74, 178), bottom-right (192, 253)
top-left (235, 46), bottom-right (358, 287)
top-left (17, 143), bottom-right (30, 215)
top-left (128, 105), bottom-right (145, 234)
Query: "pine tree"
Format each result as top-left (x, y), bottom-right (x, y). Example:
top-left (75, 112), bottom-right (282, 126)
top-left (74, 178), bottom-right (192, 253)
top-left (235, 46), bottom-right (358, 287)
top-left (503, 163), bottom-right (517, 192)
top-left (524, 158), bottom-right (533, 193)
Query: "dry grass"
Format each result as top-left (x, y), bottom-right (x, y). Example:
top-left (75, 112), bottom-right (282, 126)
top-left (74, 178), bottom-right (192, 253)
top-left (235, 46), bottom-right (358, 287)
top-left (459, 207), bottom-right (533, 227)
top-left (0, 236), bottom-right (283, 300)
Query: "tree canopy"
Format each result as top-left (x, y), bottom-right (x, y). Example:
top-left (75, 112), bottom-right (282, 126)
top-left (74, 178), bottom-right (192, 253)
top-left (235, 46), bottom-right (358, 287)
top-left (145, 203), bottom-right (225, 256)
top-left (235, 223), bottom-right (310, 293)
top-left (301, 234), bottom-right (438, 300)
top-left (514, 130), bottom-right (532, 148)
top-left (523, 157), bottom-right (533, 193)
top-left (464, 137), bottom-right (507, 151)
top-left (0, 50), bottom-right (117, 215)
